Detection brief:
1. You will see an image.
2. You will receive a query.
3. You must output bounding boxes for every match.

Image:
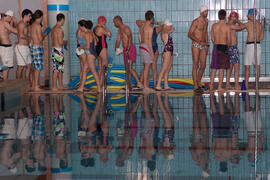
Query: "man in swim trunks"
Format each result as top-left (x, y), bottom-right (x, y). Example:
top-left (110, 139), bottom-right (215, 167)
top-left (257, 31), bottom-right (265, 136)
top-left (209, 10), bottom-right (231, 92)
top-left (139, 11), bottom-right (155, 92)
top-left (225, 12), bottom-right (245, 90)
top-left (15, 9), bottom-right (32, 80)
top-left (0, 10), bottom-right (18, 80)
top-left (51, 13), bottom-right (68, 91)
top-left (113, 16), bottom-right (143, 90)
top-left (30, 10), bottom-right (50, 91)
top-left (242, 9), bottom-right (264, 89)
top-left (188, 5), bottom-right (209, 93)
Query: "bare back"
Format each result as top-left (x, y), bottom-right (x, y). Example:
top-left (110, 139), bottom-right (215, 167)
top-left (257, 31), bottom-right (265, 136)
top-left (211, 21), bottom-right (231, 45)
top-left (51, 25), bottom-right (64, 47)
top-left (30, 23), bottom-right (43, 45)
top-left (17, 21), bottom-right (29, 45)
top-left (245, 20), bottom-right (264, 42)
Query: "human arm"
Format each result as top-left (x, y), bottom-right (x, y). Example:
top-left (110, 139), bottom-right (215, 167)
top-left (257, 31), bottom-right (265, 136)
top-left (115, 30), bottom-right (121, 51)
top-left (259, 23), bottom-right (264, 41)
top-left (4, 21), bottom-right (18, 34)
top-left (124, 26), bottom-right (132, 49)
top-left (100, 25), bottom-right (112, 37)
top-left (210, 25), bottom-right (215, 44)
top-left (188, 20), bottom-right (200, 42)
top-left (136, 20), bottom-right (145, 28)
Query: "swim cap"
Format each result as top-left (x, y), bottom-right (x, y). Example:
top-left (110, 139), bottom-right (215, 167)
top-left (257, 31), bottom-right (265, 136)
top-left (248, 9), bottom-right (255, 15)
top-left (200, 5), bottom-right (208, 13)
top-left (4, 10), bottom-right (14, 17)
top-left (164, 19), bottom-right (173, 26)
top-left (229, 12), bottom-right (239, 19)
top-left (98, 16), bottom-right (106, 24)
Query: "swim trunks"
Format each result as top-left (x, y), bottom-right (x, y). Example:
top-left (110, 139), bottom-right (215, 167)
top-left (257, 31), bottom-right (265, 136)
top-left (30, 45), bottom-right (44, 70)
top-left (139, 44), bottom-right (153, 64)
top-left (229, 45), bottom-right (240, 64)
top-left (123, 44), bottom-right (136, 64)
top-left (51, 47), bottom-right (64, 73)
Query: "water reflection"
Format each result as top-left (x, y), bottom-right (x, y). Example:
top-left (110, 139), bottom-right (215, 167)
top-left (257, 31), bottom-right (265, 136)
top-left (0, 92), bottom-right (267, 179)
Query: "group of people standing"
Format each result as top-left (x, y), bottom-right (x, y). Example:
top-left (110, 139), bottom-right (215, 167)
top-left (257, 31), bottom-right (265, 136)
top-left (189, 6), bottom-right (264, 93)
top-left (0, 5), bottom-right (264, 93)
top-left (75, 10), bottom-right (175, 93)
top-left (0, 9), bottom-right (68, 92)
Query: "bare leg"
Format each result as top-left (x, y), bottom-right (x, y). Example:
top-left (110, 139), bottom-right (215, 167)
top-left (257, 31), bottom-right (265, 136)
top-left (164, 55), bottom-right (173, 89)
top-left (245, 65), bottom-right (250, 90)
top-left (129, 61), bottom-right (143, 88)
top-left (33, 69), bottom-right (42, 91)
top-left (99, 48), bottom-right (108, 88)
top-left (156, 52), bottom-right (171, 90)
top-left (52, 71), bottom-right (58, 91)
top-left (217, 69), bottom-right (225, 92)
top-left (226, 64), bottom-right (233, 90)
top-left (234, 63), bottom-right (240, 90)
top-left (16, 66), bottom-right (24, 79)
top-left (143, 63), bottom-right (152, 90)
top-left (2, 69), bottom-right (9, 80)
top-left (77, 62), bottom-right (88, 92)
top-left (256, 65), bottom-right (260, 88)
top-left (209, 69), bottom-right (217, 91)
top-left (25, 64), bottom-right (32, 81)
top-left (58, 72), bottom-right (64, 90)
top-left (192, 47), bottom-right (200, 89)
top-left (152, 50), bottom-right (159, 88)
top-left (197, 47), bottom-right (208, 87)
top-left (87, 55), bottom-right (102, 92)
top-left (79, 54), bottom-right (86, 81)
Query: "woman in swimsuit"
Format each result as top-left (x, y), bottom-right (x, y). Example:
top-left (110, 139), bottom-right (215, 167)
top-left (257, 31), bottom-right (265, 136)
top-left (93, 16), bottom-right (112, 88)
top-left (76, 19), bottom-right (87, 84)
top-left (156, 19), bottom-right (175, 91)
top-left (76, 21), bottom-right (102, 93)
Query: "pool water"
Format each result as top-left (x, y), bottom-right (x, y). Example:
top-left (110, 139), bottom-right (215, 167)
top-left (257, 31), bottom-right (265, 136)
top-left (0, 92), bottom-right (269, 179)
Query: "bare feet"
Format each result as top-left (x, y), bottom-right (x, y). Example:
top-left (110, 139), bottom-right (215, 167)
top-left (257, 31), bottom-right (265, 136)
top-left (137, 82), bottom-right (144, 88)
top-left (32, 86), bottom-right (43, 92)
top-left (217, 87), bottom-right (226, 92)
top-left (226, 84), bottom-right (233, 90)
top-left (235, 84), bottom-right (241, 90)
top-left (74, 88), bottom-right (83, 93)
top-left (155, 86), bottom-right (163, 91)
top-left (164, 86), bottom-right (174, 91)
top-left (52, 88), bottom-right (59, 92)
top-left (209, 86), bottom-right (214, 91)
top-left (143, 87), bottom-right (154, 92)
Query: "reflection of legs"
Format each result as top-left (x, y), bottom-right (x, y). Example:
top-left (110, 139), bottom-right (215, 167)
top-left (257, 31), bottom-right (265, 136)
top-left (198, 48), bottom-right (208, 87)
top-left (156, 53), bottom-right (171, 90)
top-left (152, 50), bottom-right (159, 88)
top-left (129, 61), bottom-right (143, 88)
top-left (88, 55), bottom-right (102, 92)
top-left (209, 69), bottom-right (216, 91)
top-left (192, 48), bottom-right (200, 89)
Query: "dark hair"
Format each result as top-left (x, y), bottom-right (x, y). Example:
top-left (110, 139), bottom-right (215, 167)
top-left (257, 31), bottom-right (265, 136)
top-left (81, 157), bottom-right (95, 167)
top-left (218, 9), bottom-right (226, 20)
top-left (145, 10), bottom-right (154, 21)
top-left (78, 19), bottom-right (86, 27)
top-left (57, 13), bottom-right (65, 22)
top-left (25, 164), bottom-right (35, 173)
top-left (22, 9), bottom-right (32, 18)
top-left (85, 20), bottom-right (93, 30)
top-left (30, 10), bottom-right (43, 24)
top-left (113, 15), bottom-right (122, 22)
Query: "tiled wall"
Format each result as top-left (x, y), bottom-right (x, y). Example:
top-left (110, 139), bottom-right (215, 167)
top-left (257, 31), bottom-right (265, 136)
top-left (69, 0), bottom-right (270, 80)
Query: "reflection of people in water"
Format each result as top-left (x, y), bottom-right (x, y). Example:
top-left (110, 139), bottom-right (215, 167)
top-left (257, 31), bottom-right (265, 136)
top-left (139, 92), bottom-right (156, 172)
top-left (31, 93), bottom-right (47, 172)
top-left (52, 94), bottom-right (69, 169)
top-left (116, 95), bottom-right (142, 167)
top-left (244, 93), bottom-right (264, 163)
top-left (189, 94), bottom-right (210, 178)
top-left (210, 93), bottom-right (232, 173)
top-left (156, 92), bottom-right (175, 161)
top-left (77, 94), bottom-right (99, 167)
top-left (17, 97), bottom-right (36, 173)
top-left (226, 92), bottom-right (245, 165)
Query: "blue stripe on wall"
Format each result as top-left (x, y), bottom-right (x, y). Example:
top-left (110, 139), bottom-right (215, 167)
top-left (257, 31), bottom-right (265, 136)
top-left (48, 4), bottom-right (69, 11)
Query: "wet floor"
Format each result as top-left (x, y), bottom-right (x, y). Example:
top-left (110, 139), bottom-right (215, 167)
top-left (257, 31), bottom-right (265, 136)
top-left (0, 92), bottom-right (269, 179)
